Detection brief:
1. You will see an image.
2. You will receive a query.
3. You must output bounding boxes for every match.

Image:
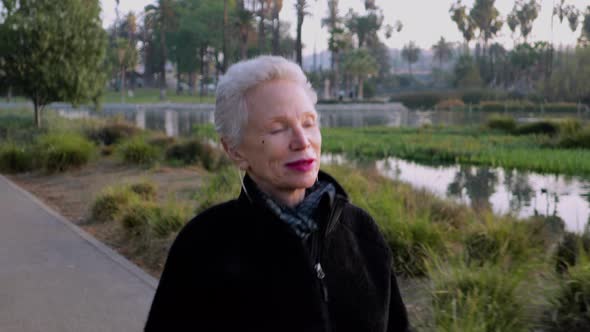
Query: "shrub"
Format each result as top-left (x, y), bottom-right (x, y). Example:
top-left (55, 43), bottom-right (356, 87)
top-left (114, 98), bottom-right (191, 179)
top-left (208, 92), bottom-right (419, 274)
top-left (430, 263), bottom-right (529, 332)
top-left (544, 260), bottom-right (590, 331)
top-left (479, 100), bottom-right (536, 112)
top-left (486, 114), bottom-right (516, 133)
top-left (36, 132), bottom-right (96, 172)
top-left (119, 200), bottom-right (159, 233)
top-left (129, 180), bottom-right (158, 201)
top-left (195, 166), bottom-right (241, 213)
top-left (192, 123), bottom-right (218, 141)
top-left (147, 134), bottom-right (176, 149)
top-left (460, 88), bottom-right (506, 104)
top-left (391, 92), bottom-right (447, 110)
top-left (90, 187), bottom-right (140, 223)
top-left (515, 121), bottom-right (560, 136)
top-left (435, 99), bottom-right (465, 110)
top-left (86, 121), bottom-right (141, 146)
top-left (543, 102), bottom-right (580, 113)
top-left (148, 201), bottom-right (191, 238)
top-left (0, 143), bottom-right (34, 173)
top-left (554, 232), bottom-right (590, 274)
top-left (558, 128), bottom-right (590, 149)
top-left (117, 136), bottom-right (162, 165)
top-left (166, 138), bottom-right (227, 170)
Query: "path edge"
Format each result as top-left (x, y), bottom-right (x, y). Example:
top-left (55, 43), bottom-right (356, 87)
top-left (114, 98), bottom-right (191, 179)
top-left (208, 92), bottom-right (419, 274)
top-left (0, 174), bottom-right (159, 290)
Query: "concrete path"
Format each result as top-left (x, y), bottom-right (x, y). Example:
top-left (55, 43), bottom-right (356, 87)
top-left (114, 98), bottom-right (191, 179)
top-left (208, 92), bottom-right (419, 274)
top-left (0, 175), bottom-right (157, 332)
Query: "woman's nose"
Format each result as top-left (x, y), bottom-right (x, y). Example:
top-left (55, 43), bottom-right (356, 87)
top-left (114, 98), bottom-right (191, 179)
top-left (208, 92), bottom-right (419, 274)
top-left (289, 125), bottom-right (310, 150)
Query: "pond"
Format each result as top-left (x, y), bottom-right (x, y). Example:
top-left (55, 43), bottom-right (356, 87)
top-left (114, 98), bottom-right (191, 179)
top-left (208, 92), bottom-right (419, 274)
top-left (55, 103), bottom-right (590, 135)
top-left (56, 105), bottom-right (590, 231)
top-left (322, 154), bottom-right (590, 233)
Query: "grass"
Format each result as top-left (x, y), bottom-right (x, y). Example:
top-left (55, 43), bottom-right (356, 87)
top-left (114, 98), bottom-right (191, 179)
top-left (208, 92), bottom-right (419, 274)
top-left (322, 125), bottom-right (590, 176)
top-left (115, 136), bottom-right (163, 166)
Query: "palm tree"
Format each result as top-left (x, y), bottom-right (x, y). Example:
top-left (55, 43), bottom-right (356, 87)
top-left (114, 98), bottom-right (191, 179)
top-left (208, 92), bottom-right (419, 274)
top-left (432, 36), bottom-right (453, 69)
top-left (341, 48), bottom-right (378, 99)
top-left (295, 0), bottom-right (311, 65)
top-left (235, 0), bottom-right (254, 60)
top-left (144, 0), bottom-right (177, 100)
top-left (401, 41), bottom-right (420, 77)
top-left (322, 0), bottom-right (344, 97)
top-left (271, 0), bottom-right (283, 55)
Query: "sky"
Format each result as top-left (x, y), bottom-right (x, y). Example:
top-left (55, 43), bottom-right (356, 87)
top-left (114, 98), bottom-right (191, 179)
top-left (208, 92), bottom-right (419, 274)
top-left (100, 0), bottom-right (589, 55)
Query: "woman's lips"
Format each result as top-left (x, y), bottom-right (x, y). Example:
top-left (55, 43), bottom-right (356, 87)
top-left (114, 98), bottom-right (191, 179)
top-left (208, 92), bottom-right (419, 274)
top-left (285, 159), bottom-right (315, 172)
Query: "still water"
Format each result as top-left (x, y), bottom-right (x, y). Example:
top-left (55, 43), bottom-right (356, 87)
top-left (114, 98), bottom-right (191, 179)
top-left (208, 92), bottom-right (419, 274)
top-left (57, 105), bottom-right (590, 231)
top-left (322, 154), bottom-right (590, 233)
top-left (56, 103), bottom-right (590, 136)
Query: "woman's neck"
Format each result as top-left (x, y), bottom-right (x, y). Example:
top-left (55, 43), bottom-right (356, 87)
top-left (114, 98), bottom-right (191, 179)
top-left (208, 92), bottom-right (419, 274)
top-left (250, 178), bottom-right (305, 208)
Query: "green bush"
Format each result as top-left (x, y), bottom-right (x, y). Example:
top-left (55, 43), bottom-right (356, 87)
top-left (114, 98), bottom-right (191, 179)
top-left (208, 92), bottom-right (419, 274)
top-left (165, 138), bottom-right (227, 170)
top-left (117, 136), bottom-right (162, 165)
top-left (460, 88), bottom-right (506, 104)
top-left (0, 143), bottom-right (34, 173)
top-left (486, 115), bottom-right (517, 133)
top-left (479, 100), bottom-right (536, 112)
top-left (391, 91), bottom-right (448, 110)
top-left (148, 202), bottom-right (191, 238)
top-left (119, 200), bottom-right (159, 232)
top-left (90, 187), bottom-right (140, 223)
top-left (195, 166), bottom-right (241, 213)
top-left (86, 121), bottom-right (141, 146)
top-left (543, 102), bottom-right (580, 113)
top-left (515, 121), bottom-right (560, 136)
top-left (554, 232), bottom-right (590, 274)
top-left (430, 263), bottom-right (529, 332)
top-left (544, 260), bottom-right (590, 331)
top-left (129, 181), bottom-right (158, 201)
top-left (558, 128), bottom-right (590, 149)
top-left (36, 132), bottom-right (96, 172)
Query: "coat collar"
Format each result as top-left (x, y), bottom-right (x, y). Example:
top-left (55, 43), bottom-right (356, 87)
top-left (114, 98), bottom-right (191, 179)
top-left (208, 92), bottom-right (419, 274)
top-left (237, 169), bottom-right (349, 207)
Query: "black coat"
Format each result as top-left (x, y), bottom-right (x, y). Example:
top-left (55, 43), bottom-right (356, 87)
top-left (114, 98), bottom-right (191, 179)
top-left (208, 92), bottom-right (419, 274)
top-left (145, 171), bottom-right (409, 332)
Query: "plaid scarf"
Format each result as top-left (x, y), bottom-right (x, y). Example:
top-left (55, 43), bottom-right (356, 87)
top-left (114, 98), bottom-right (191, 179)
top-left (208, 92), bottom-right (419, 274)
top-left (248, 179), bottom-right (336, 239)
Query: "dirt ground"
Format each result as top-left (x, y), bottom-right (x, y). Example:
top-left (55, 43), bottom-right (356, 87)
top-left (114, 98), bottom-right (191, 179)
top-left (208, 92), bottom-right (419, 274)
top-left (6, 156), bottom-right (206, 277)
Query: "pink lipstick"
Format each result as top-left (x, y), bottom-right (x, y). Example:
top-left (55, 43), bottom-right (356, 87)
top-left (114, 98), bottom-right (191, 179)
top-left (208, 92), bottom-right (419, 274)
top-left (285, 159), bottom-right (315, 172)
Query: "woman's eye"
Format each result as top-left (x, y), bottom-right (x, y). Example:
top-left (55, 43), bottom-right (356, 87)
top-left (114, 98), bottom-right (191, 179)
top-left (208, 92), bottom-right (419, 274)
top-left (270, 126), bottom-right (285, 134)
top-left (303, 120), bottom-right (315, 128)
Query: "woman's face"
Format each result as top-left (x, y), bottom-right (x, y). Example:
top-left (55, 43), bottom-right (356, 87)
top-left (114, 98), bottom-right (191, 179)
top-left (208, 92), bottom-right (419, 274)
top-left (234, 79), bottom-right (321, 201)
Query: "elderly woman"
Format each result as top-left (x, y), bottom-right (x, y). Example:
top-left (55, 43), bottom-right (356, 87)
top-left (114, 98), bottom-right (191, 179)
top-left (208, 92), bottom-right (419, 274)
top-left (144, 56), bottom-right (409, 332)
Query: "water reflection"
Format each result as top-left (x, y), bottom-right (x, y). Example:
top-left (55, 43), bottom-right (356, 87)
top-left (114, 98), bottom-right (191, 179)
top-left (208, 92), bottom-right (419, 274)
top-left (371, 157), bottom-right (590, 232)
top-left (55, 104), bottom-right (590, 136)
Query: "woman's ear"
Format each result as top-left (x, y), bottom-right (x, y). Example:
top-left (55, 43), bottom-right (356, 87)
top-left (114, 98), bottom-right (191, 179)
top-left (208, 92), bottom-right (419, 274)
top-left (221, 138), bottom-right (249, 171)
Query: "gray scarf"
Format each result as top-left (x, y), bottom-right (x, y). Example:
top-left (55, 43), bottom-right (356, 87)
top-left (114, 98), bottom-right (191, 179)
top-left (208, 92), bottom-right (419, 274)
top-left (248, 179), bottom-right (336, 239)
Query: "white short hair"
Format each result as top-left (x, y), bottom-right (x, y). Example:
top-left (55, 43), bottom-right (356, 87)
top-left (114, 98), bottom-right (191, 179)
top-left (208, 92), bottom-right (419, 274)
top-left (214, 55), bottom-right (317, 149)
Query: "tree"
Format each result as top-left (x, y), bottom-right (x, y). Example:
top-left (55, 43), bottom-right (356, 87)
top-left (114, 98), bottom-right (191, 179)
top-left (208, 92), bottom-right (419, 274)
top-left (450, 1), bottom-right (476, 51)
top-left (508, 0), bottom-right (541, 43)
top-left (235, 0), bottom-right (255, 60)
top-left (295, 0), bottom-right (311, 66)
top-left (432, 37), bottom-right (453, 69)
top-left (322, 0), bottom-right (347, 97)
top-left (341, 48), bottom-right (377, 99)
top-left (144, 0), bottom-right (177, 100)
top-left (0, 0), bottom-right (107, 128)
top-left (271, 0), bottom-right (283, 55)
top-left (401, 41), bottom-right (420, 77)
top-left (580, 6), bottom-right (590, 46)
top-left (469, 0), bottom-right (503, 54)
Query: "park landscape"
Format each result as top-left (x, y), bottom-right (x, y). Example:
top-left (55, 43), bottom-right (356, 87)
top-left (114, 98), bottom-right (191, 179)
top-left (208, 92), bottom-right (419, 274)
top-left (2, 0), bottom-right (590, 331)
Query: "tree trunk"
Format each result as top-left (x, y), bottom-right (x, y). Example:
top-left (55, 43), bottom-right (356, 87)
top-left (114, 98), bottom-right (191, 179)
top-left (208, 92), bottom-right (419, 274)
top-left (332, 52), bottom-right (340, 98)
top-left (258, 1), bottom-right (266, 54)
top-left (34, 100), bottom-right (41, 129)
top-left (271, 3), bottom-right (280, 55)
top-left (6, 86), bottom-right (11, 103)
top-left (159, 27), bottom-right (167, 101)
top-left (222, 0), bottom-right (228, 72)
top-left (358, 77), bottom-right (364, 100)
top-left (121, 67), bottom-right (126, 103)
top-left (200, 46), bottom-right (206, 97)
top-left (296, 14), bottom-right (303, 65)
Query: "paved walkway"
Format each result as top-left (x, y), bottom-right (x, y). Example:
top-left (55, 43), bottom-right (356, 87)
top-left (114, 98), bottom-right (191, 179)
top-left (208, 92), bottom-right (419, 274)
top-left (0, 175), bottom-right (157, 332)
